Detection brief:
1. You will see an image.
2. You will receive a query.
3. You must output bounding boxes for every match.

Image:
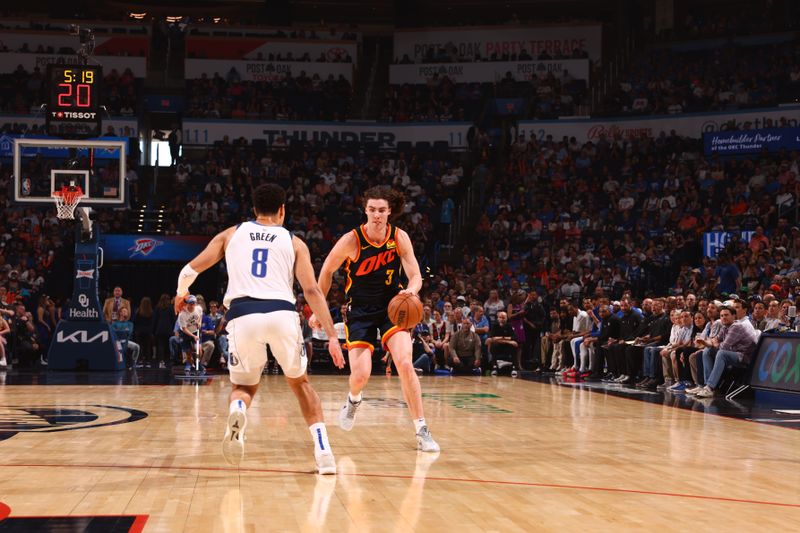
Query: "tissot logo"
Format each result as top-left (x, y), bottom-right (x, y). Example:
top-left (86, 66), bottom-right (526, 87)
top-left (56, 330), bottom-right (109, 343)
top-left (0, 404), bottom-right (147, 441)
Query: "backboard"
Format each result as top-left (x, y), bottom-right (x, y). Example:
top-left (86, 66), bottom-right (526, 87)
top-left (12, 138), bottom-right (127, 208)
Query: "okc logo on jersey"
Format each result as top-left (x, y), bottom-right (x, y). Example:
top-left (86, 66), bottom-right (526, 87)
top-left (128, 238), bottom-right (164, 258)
top-left (355, 249), bottom-right (396, 276)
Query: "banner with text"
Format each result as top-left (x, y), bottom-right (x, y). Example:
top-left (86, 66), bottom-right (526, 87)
top-left (389, 59), bottom-right (589, 84)
top-left (185, 58), bottom-right (353, 82)
top-left (703, 127), bottom-right (800, 155)
top-left (703, 231), bottom-right (755, 258)
top-left (516, 106), bottom-right (800, 144)
top-left (394, 25), bottom-right (602, 63)
top-left (183, 119), bottom-right (472, 148)
top-left (750, 333), bottom-right (800, 394)
top-left (0, 52), bottom-right (146, 77)
top-left (186, 37), bottom-right (356, 62)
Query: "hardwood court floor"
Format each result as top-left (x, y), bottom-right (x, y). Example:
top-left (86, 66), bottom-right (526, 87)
top-left (1, 373), bottom-right (799, 532)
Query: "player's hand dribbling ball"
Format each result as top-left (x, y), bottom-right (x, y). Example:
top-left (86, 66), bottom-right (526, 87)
top-left (388, 292), bottom-right (423, 329)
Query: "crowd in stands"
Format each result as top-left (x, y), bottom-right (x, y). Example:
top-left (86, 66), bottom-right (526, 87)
top-left (382, 68), bottom-right (588, 122)
top-left (600, 40), bottom-right (800, 116)
top-left (0, 66), bottom-right (140, 116)
top-left (186, 71), bottom-right (352, 120)
top-left (187, 24), bottom-right (358, 42)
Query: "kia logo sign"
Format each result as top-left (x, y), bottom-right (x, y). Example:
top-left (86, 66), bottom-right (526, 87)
top-left (56, 331), bottom-right (109, 343)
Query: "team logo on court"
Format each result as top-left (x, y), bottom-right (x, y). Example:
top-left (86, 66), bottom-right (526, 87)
top-left (0, 404), bottom-right (147, 441)
top-left (128, 238), bottom-right (164, 258)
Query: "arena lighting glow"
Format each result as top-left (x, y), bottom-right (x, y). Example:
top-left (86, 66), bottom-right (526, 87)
top-left (166, 16), bottom-right (183, 23)
top-left (129, 12), bottom-right (146, 20)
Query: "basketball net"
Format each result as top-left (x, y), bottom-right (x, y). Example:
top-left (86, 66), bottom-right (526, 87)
top-left (52, 185), bottom-right (84, 220)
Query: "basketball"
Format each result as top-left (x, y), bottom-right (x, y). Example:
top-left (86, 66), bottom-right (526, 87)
top-left (387, 292), bottom-right (423, 329)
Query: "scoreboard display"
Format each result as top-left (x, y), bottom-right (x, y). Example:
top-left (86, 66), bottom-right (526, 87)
top-left (46, 65), bottom-right (102, 137)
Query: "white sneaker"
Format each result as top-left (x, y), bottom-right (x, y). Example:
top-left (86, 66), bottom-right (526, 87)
top-left (315, 451), bottom-right (337, 475)
top-left (694, 385), bottom-right (716, 398)
top-left (511, 370), bottom-right (518, 378)
top-left (497, 361), bottom-right (513, 370)
top-left (0, 359), bottom-right (7, 368)
top-left (614, 374), bottom-right (628, 383)
top-left (222, 409), bottom-right (247, 466)
top-left (338, 396), bottom-right (361, 431)
top-left (490, 370), bottom-right (498, 376)
top-left (686, 385), bottom-right (702, 394)
top-left (416, 426), bottom-right (440, 453)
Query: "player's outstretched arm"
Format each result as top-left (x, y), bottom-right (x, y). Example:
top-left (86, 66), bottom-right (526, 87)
top-left (293, 236), bottom-right (345, 369)
top-left (317, 230), bottom-right (357, 298)
top-left (396, 229), bottom-right (422, 295)
top-left (175, 226), bottom-right (235, 314)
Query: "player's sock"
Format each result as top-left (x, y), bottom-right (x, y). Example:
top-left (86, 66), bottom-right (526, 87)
top-left (348, 392), bottom-right (362, 404)
top-left (413, 417), bottom-right (427, 433)
top-left (229, 399), bottom-right (246, 415)
top-left (309, 422), bottom-right (331, 453)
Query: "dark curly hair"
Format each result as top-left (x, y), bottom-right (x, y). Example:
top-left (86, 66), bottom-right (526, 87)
top-left (362, 185), bottom-right (405, 218)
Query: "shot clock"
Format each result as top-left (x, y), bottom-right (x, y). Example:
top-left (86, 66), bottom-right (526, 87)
top-left (46, 65), bottom-right (102, 137)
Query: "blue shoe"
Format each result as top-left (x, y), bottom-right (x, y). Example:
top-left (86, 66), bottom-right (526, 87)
top-left (472, 367), bottom-right (482, 375)
top-left (184, 363), bottom-right (191, 375)
top-left (669, 381), bottom-right (687, 392)
top-left (199, 365), bottom-right (207, 376)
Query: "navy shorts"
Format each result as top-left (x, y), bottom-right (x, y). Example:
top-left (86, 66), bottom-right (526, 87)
top-left (345, 305), bottom-right (402, 352)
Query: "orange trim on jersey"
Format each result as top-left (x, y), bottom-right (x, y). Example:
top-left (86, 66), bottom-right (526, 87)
top-left (344, 258), bottom-right (353, 294)
top-left (393, 226), bottom-right (402, 257)
top-left (347, 341), bottom-right (375, 353)
top-left (360, 223), bottom-right (392, 248)
top-left (348, 229), bottom-right (360, 263)
top-left (381, 325), bottom-right (407, 350)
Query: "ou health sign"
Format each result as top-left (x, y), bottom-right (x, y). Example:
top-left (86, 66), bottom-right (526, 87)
top-left (99, 235), bottom-right (211, 262)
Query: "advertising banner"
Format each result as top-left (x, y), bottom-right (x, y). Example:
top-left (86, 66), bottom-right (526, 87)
top-left (186, 58), bottom-right (353, 82)
top-left (389, 59), bottom-right (589, 84)
top-left (182, 119), bottom-right (472, 148)
top-left (515, 106), bottom-right (800, 144)
top-left (394, 25), bottom-right (602, 63)
top-left (750, 334), bottom-right (800, 393)
top-left (0, 52), bottom-right (146, 77)
top-left (702, 231), bottom-right (755, 258)
top-left (99, 235), bottom-right (212, 262)
top-left (703, 127), bottom-right (800, 155)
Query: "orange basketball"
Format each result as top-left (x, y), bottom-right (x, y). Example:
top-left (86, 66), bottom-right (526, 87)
top-left (387, 293), bottom-right (423, 329)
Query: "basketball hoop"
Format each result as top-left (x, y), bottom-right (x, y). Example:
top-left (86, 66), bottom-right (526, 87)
top-left (52, 185), bottom-right (84, 219)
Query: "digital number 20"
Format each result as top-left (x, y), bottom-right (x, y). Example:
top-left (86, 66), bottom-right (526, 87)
top-left (58, 83), bottom-right (91, 107)
top-left (251, 248), bottom-right (269, 278)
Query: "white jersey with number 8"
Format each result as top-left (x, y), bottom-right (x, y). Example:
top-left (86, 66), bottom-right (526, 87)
top-left (223, 222), bottom-right (296, 307)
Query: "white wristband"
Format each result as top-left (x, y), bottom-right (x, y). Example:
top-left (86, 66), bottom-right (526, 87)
top-left (177, 264), bottom-right (199, 295)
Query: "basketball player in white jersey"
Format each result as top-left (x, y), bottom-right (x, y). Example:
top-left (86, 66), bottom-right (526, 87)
top-left (175, 183), bottom-right (344, 474)
top-left (313, 186), bottom-right (439, 452)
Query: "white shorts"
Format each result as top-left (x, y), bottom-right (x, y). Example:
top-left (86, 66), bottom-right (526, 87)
top-left (226, 310), bottom-right (307, 385)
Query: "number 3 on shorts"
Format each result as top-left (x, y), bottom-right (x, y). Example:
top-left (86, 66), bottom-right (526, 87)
top-left (251, 248), bottom-right (269, 278)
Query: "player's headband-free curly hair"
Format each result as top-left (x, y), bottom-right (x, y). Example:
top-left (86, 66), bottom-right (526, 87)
top-left (362, 186), bottom-right (405, 218)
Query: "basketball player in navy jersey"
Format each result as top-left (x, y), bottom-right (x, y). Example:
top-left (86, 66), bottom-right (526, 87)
top-left (175, 183), bottom-right (344, 473)
top-left (315, 186), bottom-right (440, 452)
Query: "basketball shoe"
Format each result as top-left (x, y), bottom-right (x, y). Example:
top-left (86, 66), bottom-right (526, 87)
top-left (222, 408), bottom-right (247, 466)
top-left (338, 395), bottom-right (361, 431)
top-left (416, 426), bottom-right (440, 452)
top-left (315, 451), bottom-right (337, 475)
